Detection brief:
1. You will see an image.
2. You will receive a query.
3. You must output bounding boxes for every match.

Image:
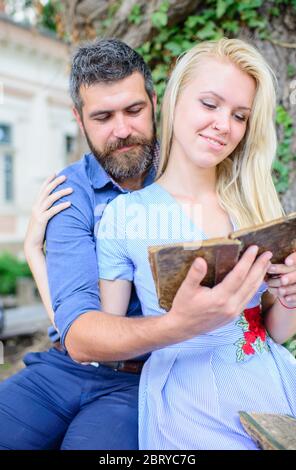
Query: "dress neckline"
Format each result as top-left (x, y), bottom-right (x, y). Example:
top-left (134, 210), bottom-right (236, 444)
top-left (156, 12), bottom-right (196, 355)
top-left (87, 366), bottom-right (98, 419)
top-left (152, 181), bottom-right (236, 239)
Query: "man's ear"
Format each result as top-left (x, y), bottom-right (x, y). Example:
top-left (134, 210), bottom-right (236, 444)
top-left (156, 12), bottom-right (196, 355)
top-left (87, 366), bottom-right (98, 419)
top-left (72, 107), bottom-right (85, 135)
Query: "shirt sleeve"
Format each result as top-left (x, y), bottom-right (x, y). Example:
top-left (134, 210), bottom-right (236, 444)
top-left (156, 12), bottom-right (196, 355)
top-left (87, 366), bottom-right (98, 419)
top-left (46, 176), bottom-right (100, 346)
top-left (96, 194), bottom-right (134, 282)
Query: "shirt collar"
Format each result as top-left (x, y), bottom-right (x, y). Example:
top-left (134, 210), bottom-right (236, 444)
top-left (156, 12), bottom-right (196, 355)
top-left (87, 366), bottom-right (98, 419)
top-left (86, 153), bottom-right (113, 190)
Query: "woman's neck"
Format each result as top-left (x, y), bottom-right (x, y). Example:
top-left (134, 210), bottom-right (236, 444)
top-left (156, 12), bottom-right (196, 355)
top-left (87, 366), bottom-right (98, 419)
top-left (158, 149), bottom-right (217, 202)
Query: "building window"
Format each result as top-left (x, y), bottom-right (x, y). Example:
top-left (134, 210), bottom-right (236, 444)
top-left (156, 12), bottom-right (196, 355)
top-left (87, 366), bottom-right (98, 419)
top-left (64, 134), bottom-right (76, 165)
top-left (4, 155), bottom-right (13, 202)
top-left (0, 124), bottom-right (14, 204)
top-left (65, 135), bottom-right (75, 155)
top-left (0, 124), bottom-right (11, 144)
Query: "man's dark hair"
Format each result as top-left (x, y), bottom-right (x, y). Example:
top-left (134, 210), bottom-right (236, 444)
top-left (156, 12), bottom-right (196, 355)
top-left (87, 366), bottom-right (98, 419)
top-left (70, 38), bottom-right (154, 116)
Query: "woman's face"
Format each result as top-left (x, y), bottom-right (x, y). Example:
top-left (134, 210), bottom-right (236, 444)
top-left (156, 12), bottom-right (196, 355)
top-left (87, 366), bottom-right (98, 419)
top-left (171, 58), bottom-right (256, 170)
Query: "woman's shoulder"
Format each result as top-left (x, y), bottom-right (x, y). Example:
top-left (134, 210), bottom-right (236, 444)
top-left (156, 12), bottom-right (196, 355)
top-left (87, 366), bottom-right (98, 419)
top-left (101, 183), bottom-right (158, 220)
top-left (113, 182), bottom-right (159, 206)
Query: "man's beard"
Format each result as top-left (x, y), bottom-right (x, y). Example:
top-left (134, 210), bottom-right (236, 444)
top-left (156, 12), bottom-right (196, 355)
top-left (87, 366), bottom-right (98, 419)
top-left (84, 124), bottom-right (157, 182)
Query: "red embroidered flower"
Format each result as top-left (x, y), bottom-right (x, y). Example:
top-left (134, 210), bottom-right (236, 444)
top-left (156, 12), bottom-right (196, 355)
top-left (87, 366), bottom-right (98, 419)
top-left (242, 342), bottom-right (255, 355)
top-left (257, 328), bottom-right (266, 342)
top-left (244, 309), bottom-right (258, 322)
top-left (244, 331), bottom-right (257, 343)
top-left (236, 305), bottom-right (268, 359)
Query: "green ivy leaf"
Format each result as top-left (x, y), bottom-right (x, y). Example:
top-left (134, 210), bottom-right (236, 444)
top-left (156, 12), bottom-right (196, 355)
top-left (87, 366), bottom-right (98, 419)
top-left (128, 4), bottom-right (143, 25)
top-left (216, 0), bottom-right (228, 18)
top-left (185, 15), bottom-right (207, 29)
top-left (152, 11), bottom-right (168, 28)
top-left (165, 41), bottom-right (184, 56)
top-left (235, 343), bottom-right (245, 363)
top-left (196, 21), bottom-right (218, 40)
top-left (222, 20), bottom-right (239, 33)
top-left (254, 337), bottom-right (264, 353)
top-left (152, 64), bottom-right (169, 82)
top-left (284, 337), bottom-right (296, 357)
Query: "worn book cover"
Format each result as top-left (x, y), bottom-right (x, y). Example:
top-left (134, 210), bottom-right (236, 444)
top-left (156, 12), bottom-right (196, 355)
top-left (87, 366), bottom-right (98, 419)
top-left (148, 212), bottom-right (296, 311)
top-left (239, 412), bottom-right (296, 450)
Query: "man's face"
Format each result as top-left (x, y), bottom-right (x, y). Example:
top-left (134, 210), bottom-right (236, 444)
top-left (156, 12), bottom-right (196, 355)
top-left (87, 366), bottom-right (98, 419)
top-left (74, 72), bottom-right (157, 182)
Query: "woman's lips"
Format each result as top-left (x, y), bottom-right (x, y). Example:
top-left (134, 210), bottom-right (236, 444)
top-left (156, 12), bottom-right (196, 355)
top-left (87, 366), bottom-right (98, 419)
top-left (199, 134), bottom-right (226, 150)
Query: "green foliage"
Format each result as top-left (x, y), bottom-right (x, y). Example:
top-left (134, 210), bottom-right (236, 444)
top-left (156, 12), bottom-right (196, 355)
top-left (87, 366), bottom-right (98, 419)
top-left (0, 253), bottom-right (32, 296)
top-left (138, 0), bottom-right (296, 191)
top-left (273, 106), bottom-right (295, 193)
top-left (139, 0), bottom-right (264, 106)
top-left (128, 4), bottom-right (143, 25)
top-left (137, 0), bottom-right (296, 103)
top-left (284, 336), bottom-right (296, 358)
top-left (8, 0), bottom-right (60, 32)
top-left (287, 64), bottom-right (296, 79)
top-left (151, 1), bottom-right (170, 29)
top-left (37, 1), bottom-right (58, 32)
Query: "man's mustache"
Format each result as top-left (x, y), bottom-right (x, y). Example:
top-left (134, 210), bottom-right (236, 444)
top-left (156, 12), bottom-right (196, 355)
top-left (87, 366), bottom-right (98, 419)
top-left (101, 136), bottom-right (149, 156)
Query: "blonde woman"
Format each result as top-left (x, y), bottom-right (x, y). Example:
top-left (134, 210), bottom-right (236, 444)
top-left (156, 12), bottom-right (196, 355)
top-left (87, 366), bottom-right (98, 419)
top-left (96, 39), bottom-right (296, 449)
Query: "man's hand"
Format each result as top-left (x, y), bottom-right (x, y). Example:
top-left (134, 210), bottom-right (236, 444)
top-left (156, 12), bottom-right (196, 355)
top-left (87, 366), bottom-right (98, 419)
top-left (266, 251), bottom-right (296, 307)
top-left (168, 246), bottom-right (272, 338)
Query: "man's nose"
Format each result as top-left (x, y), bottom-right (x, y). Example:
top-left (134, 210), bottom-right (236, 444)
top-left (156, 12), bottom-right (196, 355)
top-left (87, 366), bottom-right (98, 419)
top-left (113, 115), bottom-right (131, 139)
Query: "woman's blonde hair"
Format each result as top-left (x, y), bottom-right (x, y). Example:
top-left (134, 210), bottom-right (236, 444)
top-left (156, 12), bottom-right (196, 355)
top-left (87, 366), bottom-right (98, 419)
top-left (157, 38), bottom-right (284, 227)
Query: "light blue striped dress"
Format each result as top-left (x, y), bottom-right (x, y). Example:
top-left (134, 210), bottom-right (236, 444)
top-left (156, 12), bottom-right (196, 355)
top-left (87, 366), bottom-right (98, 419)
top-left (97, 182), bottom-right (296, 450)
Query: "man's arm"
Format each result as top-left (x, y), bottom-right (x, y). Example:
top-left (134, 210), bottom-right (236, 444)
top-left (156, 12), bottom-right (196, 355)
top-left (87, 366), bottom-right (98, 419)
top-left (65, 247), bottom-right (272, 362)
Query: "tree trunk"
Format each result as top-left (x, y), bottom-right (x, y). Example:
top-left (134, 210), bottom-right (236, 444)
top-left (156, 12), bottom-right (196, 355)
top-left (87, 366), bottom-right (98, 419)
top-left (57, 0), bottom-right (203, 46)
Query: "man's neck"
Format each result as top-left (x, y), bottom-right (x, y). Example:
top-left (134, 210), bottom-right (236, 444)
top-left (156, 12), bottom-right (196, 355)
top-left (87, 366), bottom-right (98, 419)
top-left (118, 168), bottom-right (150, 191)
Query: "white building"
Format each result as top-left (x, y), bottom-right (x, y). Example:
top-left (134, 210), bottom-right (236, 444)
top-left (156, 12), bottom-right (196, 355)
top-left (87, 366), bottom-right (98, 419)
top-left (0, 15), bottom-right (79, 254)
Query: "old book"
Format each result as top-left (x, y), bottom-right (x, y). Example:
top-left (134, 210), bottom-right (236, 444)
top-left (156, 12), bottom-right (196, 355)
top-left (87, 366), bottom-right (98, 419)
top-left (239, 412), bottom-right (296, 450)
top-left (148, 212), bottom-right (296, 311)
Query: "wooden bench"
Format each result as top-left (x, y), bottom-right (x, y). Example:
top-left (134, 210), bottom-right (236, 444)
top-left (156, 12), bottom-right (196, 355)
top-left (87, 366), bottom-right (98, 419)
top-left (239, 412), bottom-right (296, 450)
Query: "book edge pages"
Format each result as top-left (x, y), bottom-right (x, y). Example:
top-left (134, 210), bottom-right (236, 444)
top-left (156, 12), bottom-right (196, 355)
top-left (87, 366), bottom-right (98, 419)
top-left (148, 238), bottom-right (241, 255)
top-left (230, 212), bottom-right (296, 239)
top-left (148, 250), bottom-right (161, 299)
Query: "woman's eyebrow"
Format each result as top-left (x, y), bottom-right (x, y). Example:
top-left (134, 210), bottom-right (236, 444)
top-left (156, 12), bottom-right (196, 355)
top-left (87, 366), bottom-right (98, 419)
top-left (200, 91), bottom-right (251, 110)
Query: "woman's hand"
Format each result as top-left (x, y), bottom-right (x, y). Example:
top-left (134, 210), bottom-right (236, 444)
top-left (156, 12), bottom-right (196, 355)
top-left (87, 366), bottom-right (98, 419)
top-left (24, 174), bottom-right (73, 257)
top-left (266, 251), bottom-right (296, 306)
top-left (23, 174), bottom-right (73, 327)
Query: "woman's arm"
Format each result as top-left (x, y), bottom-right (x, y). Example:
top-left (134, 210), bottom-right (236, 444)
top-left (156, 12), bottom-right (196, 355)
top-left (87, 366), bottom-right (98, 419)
top-left (263, 293), bottom-right (296, 344)
top-left (99, 279), bottom-right (132, 316)
top-left (263, 254), bottom-right (296, 343)
top-left (24, 174), bottom-right (73, 326)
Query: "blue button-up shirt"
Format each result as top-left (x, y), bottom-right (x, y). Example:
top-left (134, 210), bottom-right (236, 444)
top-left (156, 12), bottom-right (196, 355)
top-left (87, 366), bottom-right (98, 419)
top-left (46, 152), bottom-right (156, 346)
